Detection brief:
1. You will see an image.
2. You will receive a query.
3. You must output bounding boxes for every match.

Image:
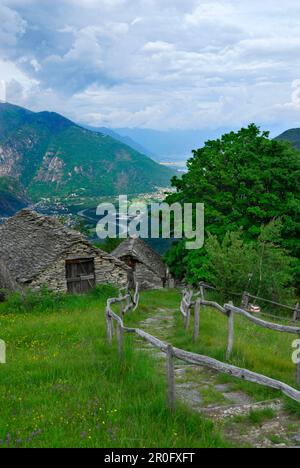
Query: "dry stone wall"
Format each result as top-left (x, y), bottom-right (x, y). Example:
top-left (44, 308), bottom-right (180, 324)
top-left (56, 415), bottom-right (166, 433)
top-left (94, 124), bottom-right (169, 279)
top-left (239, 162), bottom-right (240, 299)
top-left (24, 242), bottom-right (128, 293)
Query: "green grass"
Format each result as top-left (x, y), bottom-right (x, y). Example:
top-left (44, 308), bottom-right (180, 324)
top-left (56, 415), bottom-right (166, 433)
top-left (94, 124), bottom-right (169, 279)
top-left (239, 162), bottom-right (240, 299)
top-left (0, 287), bottom-right (227, 448)
top-left (248, 408), bottom-right (276, 425)
top-left (267, 434), bottom-right (286, 445)
top-left (129, 290), bottom-right (300, 407)
top-left (228, 408), bottom-right (275, 427)
top-left (2, 286), bottom-right (298, 448)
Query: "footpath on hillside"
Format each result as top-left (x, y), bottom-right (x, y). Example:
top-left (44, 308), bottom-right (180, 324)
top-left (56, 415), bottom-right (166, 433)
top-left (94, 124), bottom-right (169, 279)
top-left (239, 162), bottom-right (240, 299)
top-left (134, 307), bottom-right (300, 448)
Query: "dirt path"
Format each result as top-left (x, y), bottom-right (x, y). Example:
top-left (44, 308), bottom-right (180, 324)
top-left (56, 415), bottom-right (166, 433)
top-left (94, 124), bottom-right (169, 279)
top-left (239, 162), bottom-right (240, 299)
top-left (135, 307), bottom-right (300, 448)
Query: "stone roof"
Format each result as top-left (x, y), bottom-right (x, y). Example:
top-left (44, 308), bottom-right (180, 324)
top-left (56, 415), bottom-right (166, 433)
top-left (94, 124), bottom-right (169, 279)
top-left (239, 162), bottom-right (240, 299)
top-left (0, 209), bottom-right (129, 285)
top-left (112, 237), bottom-right (166, 279)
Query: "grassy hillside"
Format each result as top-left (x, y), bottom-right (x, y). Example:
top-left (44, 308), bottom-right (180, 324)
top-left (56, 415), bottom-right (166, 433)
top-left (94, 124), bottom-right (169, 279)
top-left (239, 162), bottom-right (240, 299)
top-left (0, 287), bottom-right (226, 449)
top-left (0, 103), bottom-right (175, 202)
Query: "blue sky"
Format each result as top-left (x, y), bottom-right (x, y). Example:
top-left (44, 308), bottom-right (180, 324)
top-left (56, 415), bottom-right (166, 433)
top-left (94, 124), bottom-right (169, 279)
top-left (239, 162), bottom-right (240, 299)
top-left (1, 0), bottom-right (300, 134)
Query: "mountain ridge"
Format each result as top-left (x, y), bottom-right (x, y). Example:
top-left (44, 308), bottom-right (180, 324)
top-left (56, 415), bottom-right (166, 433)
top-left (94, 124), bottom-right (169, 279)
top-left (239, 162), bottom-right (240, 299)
top-left (275, 128), bottom-right (300, 149)
top-left (83, 125), bottom-right (156, 159)
top-left (0, 103), bottom-right (175, 203)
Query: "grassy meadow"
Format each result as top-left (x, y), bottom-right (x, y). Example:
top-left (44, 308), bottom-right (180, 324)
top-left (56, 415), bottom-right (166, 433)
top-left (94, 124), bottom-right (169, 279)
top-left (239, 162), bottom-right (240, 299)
top-left (0, 286), bottom-right (227, 449)
top-left (1, 286), bottom-right (299, 449)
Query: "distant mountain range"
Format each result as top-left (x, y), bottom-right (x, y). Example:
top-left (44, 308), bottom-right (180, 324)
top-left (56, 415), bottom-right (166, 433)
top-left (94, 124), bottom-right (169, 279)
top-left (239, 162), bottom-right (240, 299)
top-left (110, 126), bottom-right (300, 162)
top-left (80, 126), bottom-right (233, 163)
top-left (0, 103), bottom-right (175, 208)
top-left (84, 125), bottom-right (156, 159)
top-left (275, 128), bottom-right (300, 149)
top-left (113, 128), bottom-right (231, 163)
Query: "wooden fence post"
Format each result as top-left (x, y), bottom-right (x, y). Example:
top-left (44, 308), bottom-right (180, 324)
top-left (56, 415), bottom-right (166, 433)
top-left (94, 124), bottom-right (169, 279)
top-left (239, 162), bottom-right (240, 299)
top-left (193, 299), bottom-right (200, 342)
top-left (241, 291), bottom-right (250, 309)
top-left (106, 308), bottom-right (113, 345)
top-left (166, 345), bottom-right (175, 411)
top-left (118, 291), bottom-right (123, 315)
top-left (126, 294), bottom-right (131, 312)
top-left (293, 303), bottom-right (300, 322)
top-left (295, 333), bottom-right (300, 387)
top-left (226, 301), bottom-right (234, 360)
top-left (117, 322), bottom-right (124, 359)
top-left (185, 306), bottom-right (191, 331)
top-left (133, 283), bottom-right (140, 311)
top-left (297, 350), bottom-right (300, 388)
top-left (111, 318), bottom-right (115, 337)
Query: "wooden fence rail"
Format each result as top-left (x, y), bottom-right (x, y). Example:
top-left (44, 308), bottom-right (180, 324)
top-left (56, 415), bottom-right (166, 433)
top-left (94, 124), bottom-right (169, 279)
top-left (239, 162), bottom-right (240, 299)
top-left (199, 282), bottom-right (300, 321)
top-left (180, 288), bottom-right (300, 386)
top-left (105, 290), bottom-right (300, 410)
top-left (224, 303), bottom-right (300, 335)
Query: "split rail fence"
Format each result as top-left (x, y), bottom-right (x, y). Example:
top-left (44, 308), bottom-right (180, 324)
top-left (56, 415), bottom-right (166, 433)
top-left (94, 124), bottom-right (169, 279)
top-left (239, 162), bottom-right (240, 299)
top-left (105, 285), bottom-right (300, 411)
top-left (180, 286), bottom-right (300, 387)
top-left (199, 282), bottom-right (300, 322)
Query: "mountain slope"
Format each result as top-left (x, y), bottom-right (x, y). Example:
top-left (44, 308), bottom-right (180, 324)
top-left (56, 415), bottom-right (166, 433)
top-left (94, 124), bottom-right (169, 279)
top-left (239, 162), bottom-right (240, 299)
top-left (275, 128), bottom-right (300, 149)
top-left (0, 177), bottom-right (27, 217)
top-left (0, 103), bottom-right (175, 201)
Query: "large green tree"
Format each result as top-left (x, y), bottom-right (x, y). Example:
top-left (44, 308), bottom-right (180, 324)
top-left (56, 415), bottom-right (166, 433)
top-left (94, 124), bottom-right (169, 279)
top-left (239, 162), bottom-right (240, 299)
top-left (166, 124), bottom-right (300, 286)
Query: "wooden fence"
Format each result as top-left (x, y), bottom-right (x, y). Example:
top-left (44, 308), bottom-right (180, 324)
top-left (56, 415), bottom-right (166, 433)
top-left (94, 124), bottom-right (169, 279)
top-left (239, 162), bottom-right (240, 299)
top-left (180, 288), bottom-right (300, 386)
top-left (242, 291), bottom-right (300, 322)
top-left (199, 282), bottom-right (300, 322)
top-left (105, 288), bottom-right (300, 410)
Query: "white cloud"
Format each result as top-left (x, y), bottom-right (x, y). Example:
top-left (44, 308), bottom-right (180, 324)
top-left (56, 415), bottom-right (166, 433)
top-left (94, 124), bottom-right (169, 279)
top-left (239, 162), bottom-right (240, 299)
top-left (185, 2), bottom-right (235, 25)
top-left (1, 0), bottom-right (300, 131)
top-left (143, 41), bottom-right (175, 53)
top-left (0, 4), bottom-right (27, 52)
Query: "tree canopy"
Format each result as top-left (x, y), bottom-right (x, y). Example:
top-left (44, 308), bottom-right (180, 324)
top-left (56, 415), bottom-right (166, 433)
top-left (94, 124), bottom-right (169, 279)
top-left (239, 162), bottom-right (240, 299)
top-left (205, 222), bottom-right (294, 304)
top-left (165, 124), bottom-right (300, 289)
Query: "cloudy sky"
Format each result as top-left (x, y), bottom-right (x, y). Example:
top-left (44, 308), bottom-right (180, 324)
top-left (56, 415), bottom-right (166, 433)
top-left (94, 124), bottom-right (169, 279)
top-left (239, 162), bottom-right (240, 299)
top-left (1, 0), bottom-right (300, 133)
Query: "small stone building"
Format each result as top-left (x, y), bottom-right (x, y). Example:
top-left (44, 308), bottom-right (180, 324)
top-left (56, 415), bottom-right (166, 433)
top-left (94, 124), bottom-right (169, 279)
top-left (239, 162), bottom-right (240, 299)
top-left (112, 238), bottom-right (167, 290)
top-left (0, 210), bottom-right (130, 294)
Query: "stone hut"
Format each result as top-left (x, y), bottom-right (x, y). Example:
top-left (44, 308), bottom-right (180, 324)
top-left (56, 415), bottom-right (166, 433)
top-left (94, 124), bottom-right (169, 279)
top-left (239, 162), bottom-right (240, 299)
top-left (0, 210), bottom-right (130, 294)
top-left (112, 238), bottom-right (167, 290)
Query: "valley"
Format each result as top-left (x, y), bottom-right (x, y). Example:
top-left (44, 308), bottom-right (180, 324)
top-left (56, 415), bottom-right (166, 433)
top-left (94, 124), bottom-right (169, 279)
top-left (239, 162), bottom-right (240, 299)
top-left (0, 186), bottom-right (175, 257)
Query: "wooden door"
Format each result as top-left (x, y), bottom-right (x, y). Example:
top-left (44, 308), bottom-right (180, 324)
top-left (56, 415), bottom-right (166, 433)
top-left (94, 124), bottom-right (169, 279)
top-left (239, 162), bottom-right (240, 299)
top-left (66, 258), bottom-right (96, 294)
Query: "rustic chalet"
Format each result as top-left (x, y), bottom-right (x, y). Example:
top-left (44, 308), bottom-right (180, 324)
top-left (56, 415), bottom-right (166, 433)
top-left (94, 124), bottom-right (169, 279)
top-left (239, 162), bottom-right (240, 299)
top-left (112, 237), bottom-right (167, 290)
top-left (0, 210), bottom-right (130, 294)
